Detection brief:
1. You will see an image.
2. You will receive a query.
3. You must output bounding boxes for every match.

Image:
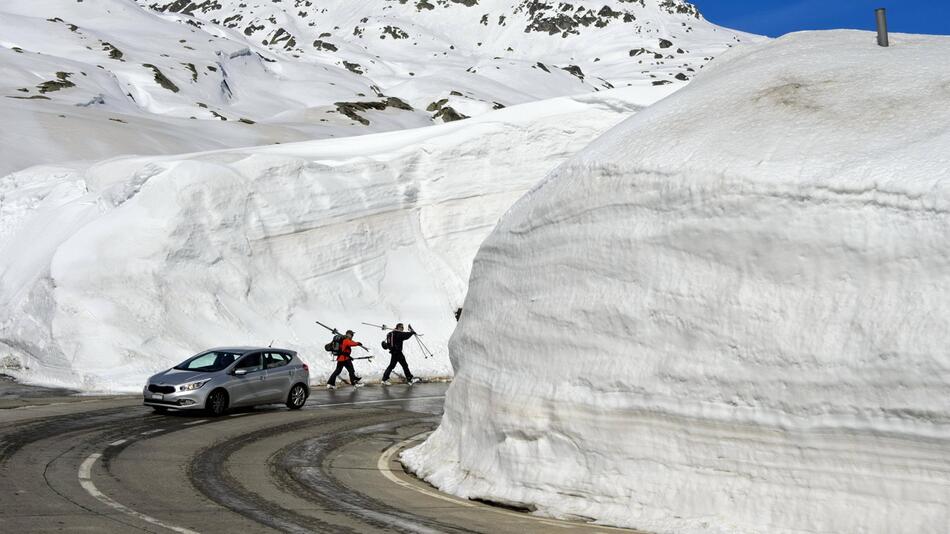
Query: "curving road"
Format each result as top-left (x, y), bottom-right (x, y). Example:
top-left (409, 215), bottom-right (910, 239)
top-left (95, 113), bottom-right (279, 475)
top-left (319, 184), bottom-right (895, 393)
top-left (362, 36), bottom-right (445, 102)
top-left (0, 382), bottom-right (635, 534)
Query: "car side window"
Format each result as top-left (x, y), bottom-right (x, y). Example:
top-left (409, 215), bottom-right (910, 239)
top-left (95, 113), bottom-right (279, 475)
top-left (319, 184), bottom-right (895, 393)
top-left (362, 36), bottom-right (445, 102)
top-left (264, 352), bottom-right (290, 369)
top-left (235, 353), bottom-right (262, 371)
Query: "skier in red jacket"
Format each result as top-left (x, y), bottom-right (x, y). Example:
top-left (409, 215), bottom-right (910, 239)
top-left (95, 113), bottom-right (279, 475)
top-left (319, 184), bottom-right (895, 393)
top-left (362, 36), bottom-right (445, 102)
top-left (327, 330), bottom-right (363, 389)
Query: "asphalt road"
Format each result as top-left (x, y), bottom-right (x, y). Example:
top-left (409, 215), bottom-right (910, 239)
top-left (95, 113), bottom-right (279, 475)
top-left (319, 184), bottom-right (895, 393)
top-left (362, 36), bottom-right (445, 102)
top-left (0, 381), bottom-right (636, 534)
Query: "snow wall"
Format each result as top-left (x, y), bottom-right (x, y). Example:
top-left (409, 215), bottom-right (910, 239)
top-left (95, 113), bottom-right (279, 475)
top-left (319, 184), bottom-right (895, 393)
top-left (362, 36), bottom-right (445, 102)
top-left (403, 31), bottom-right (950, 534)
top-left (0, 89), bottom-right (650, 391)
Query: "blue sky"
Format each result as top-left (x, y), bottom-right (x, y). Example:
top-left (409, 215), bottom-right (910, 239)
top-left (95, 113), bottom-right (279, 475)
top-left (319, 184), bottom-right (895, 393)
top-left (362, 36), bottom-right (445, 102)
top-left (693, 1), bottom-right (950, 37)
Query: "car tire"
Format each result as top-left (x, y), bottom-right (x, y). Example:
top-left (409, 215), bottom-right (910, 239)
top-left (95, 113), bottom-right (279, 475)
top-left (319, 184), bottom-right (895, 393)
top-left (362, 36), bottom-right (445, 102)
top-left (206, 389), bottom-right (229, 416)
top-left (286, 383), bottom-right (307, 410)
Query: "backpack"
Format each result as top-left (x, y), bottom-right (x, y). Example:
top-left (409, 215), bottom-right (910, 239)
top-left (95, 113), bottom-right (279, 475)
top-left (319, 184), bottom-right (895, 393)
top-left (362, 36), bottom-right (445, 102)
top-left (381, 331), bottom-right (393, 351)
top-left (324, 333), bottom-right (344, 355)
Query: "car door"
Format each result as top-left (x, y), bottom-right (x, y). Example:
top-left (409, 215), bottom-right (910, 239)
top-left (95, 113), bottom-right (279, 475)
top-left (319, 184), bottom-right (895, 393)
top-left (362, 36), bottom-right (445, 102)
top-left (229, 352), bottom-right (265, 406)
top-left (261, 352), bottom-right (293, 403)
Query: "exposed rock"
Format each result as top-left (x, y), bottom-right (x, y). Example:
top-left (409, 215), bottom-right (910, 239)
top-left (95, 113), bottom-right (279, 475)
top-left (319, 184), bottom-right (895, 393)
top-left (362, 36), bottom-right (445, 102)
top-left (433, 105), bottom-right (468, 122)
top-left (382, 25), bottom-right (409, 39)
top-left (183, 62), bottom-right (198, 82)
top-left (561, 64), bottom-right (584, 80)
top-left (343, 61), bottom-right (364, 74)
top-left (334, 97), bottom-right (414, 125)
top-left (426, 98), bottom-right (449, 112)
top-left (312, 40), bottom-right (338, 52)
top-left (142, 64), bottom-right (180, 93)
top-left (101, 42), bottom-right (124, 60)
top-left (37, 72), bottom-right (76, 94)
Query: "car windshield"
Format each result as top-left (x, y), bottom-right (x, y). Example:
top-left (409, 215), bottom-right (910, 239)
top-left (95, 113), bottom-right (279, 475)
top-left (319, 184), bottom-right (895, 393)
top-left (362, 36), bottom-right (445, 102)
top-left (173, 351), bottom-right (241, 372)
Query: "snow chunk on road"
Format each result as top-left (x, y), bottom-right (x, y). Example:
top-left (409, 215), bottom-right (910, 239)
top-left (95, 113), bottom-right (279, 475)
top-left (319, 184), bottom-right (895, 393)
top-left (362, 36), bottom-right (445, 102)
top-left (403, 31), bottom-right (950, 534)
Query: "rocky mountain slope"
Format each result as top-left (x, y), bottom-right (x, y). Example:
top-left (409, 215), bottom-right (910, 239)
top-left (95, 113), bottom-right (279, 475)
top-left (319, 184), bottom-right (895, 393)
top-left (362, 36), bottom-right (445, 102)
top-left (0, 0), bottom-right (755, 174)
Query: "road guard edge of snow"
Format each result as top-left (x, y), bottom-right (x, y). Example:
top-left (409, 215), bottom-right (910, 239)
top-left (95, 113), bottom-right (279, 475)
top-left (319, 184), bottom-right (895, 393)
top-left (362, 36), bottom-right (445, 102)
top-left (380, 432), bottom-right (639, 532)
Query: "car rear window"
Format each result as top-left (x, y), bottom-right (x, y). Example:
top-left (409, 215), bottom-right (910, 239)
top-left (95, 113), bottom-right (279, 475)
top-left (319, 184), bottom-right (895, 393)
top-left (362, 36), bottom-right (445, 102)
top-left (264, 352), bottom-right (291, 369)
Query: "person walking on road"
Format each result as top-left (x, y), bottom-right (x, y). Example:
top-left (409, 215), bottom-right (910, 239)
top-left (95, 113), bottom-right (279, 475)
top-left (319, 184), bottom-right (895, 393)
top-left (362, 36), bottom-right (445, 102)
top-left (327, 330), bottom-right (364, 389)
top-left (382, 323), bottom-right (420, 385)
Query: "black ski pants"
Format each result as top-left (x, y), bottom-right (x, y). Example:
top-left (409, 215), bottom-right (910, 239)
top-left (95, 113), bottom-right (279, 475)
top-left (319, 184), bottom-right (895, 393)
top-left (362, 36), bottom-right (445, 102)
top-left (382, 350), bottom-right (413, 381)
top-left (328, 359), bottom-right (358, 386)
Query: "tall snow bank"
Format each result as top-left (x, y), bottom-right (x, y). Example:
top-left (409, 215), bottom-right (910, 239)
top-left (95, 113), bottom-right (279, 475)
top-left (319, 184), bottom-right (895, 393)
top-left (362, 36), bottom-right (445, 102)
top-left (403, 31), bottom-right (950, 534)
top-left (0, 89), bottom-right (645, 391)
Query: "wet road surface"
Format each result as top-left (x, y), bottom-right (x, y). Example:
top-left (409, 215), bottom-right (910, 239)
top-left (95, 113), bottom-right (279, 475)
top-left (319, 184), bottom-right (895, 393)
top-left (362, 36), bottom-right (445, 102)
top-left (0, 381), bottom-right (636, 533)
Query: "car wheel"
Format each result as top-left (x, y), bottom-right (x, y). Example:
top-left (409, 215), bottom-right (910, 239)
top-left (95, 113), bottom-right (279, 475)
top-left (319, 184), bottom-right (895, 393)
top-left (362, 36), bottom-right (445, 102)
top-left (286, 383), bottom-right (307, 410)
top-left (152, 406), bottom-right (168, 414)
top-left (206, 389), bottom-right (229, 416)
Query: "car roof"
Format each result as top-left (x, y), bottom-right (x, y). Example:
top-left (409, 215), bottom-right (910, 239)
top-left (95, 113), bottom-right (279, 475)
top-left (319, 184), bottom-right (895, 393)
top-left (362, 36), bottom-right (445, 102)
top-left (206, 346), bottom-right (295, 354)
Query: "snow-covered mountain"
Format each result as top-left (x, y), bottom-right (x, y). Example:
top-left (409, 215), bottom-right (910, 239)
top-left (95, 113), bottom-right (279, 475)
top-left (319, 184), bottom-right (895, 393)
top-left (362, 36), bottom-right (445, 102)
top-left (0, 0), bottom-right (754, 175)
top-left (403, 31), bottom-right (950, 534)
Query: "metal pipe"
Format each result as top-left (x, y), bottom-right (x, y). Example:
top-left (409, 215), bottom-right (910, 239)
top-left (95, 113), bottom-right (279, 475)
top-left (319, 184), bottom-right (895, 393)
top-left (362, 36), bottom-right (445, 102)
top-left (876, 8), bottom-right (889, 47)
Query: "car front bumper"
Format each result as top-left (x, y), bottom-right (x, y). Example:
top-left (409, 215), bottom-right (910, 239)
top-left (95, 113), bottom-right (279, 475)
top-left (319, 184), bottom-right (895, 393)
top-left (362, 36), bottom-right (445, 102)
top-left (143, 387), bottom-right (210, 410)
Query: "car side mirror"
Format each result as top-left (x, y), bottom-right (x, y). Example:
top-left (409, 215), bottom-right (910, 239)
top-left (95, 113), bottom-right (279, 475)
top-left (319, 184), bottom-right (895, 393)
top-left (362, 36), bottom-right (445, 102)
top-left (233, 368), bottom-right (249, 376)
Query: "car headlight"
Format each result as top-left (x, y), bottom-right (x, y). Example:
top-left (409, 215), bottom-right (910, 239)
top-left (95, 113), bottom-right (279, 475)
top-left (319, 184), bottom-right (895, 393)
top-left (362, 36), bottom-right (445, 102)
top-left (179, 379), bottom-right (211, 391)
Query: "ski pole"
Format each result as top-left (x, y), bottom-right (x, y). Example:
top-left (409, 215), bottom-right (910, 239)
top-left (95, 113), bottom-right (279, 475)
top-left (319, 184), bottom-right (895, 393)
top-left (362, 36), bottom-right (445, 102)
top-left (413, 332), bottom-right (433, 359)
top-left (409, 324), bottom-right (435, 358)
top-left (409, 325), bottom-right (430, 360)
top-left (415, 332), bottom-right (434, 355)
top-left (420, 338), bottom-right (434, 359)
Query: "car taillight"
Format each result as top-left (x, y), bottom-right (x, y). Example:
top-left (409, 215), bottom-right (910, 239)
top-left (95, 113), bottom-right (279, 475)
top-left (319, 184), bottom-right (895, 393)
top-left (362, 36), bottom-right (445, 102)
top-left (302, 363), bottom-right (309, 372)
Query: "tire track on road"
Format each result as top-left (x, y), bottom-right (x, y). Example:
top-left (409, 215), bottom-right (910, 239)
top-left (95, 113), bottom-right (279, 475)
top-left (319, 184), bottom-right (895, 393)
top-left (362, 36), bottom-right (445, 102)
top-left (276, 417), bottom-right (477, 534)
top-left (189, 412), bottom-right (364, 534)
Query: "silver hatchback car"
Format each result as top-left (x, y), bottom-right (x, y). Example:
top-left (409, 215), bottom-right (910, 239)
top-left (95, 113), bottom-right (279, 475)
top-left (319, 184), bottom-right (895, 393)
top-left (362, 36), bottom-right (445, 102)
top-left (143, 346), bottom-right (310, 415)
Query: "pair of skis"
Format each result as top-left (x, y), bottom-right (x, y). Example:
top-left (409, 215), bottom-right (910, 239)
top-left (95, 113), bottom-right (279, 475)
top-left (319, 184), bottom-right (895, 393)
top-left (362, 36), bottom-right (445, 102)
top-left (316, 320), bottom-right (374, 360)
top-left (361, 321), bottom-right (435, 359)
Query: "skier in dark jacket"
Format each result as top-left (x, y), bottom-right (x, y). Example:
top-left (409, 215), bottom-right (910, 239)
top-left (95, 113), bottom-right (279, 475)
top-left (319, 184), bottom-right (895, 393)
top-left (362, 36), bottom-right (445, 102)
top-left (381, 323), bottom-right (419, 385)
top-left (327, 330), bottom-right (363, 389)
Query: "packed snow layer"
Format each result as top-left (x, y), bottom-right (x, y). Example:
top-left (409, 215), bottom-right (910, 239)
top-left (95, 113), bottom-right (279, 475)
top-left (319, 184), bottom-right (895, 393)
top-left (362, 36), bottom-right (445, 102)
top-left (403, 31), bottom-right (950, 534)
top-left (0, 88), bottom-right (646, 392)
